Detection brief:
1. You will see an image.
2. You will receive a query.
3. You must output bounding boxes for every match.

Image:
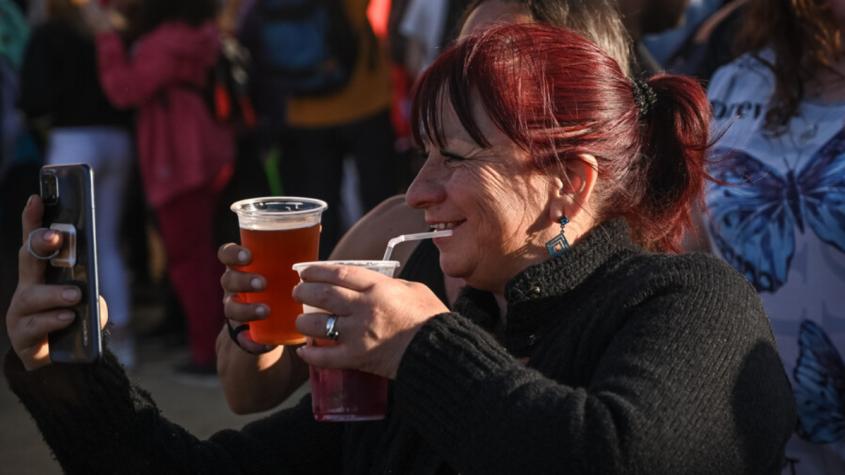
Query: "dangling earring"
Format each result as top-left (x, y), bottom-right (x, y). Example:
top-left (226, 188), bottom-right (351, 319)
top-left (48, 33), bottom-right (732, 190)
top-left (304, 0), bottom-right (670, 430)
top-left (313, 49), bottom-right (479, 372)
top-left (545, 216), bottom-right (570, 257)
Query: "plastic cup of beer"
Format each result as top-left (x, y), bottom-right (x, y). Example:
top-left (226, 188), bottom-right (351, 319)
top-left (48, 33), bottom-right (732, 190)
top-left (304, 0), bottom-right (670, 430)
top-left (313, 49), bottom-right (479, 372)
top-left (292, 260), bottom-right (400, 422)
top-left (231, 197), bottom-right (328, 345)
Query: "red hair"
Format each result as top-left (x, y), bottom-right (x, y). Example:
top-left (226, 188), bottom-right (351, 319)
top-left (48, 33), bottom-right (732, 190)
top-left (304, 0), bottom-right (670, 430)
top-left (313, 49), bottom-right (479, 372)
top-left (411, 23), bottom-right (711, 252)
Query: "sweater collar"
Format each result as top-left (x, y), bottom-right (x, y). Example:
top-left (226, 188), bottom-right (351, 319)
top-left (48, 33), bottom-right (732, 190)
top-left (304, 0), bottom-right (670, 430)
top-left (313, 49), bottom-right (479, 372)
top-left (504, 218), bottom-right (636, 305)
top-left (454, 218), bottom-right (638, 357)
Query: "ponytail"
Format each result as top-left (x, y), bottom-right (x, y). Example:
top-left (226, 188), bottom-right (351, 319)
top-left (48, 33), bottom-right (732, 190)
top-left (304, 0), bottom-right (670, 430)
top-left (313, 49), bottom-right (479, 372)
top-left (630, 74), bottom-right (712, 253)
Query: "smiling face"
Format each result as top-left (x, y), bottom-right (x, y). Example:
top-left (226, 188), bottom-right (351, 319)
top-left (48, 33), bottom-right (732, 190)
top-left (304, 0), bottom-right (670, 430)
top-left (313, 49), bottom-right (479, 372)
top-left (405, 97), bottom-right (559, 293)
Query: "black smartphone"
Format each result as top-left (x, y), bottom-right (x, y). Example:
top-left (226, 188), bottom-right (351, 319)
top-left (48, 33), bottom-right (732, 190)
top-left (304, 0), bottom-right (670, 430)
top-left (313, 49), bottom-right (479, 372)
top-left (40, 164), bottom-right (102, 363)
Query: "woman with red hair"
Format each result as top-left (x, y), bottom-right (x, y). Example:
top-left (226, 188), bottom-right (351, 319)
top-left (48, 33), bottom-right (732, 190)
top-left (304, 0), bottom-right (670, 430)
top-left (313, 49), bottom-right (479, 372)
top-left (6, 23), bottom-right (794, 473)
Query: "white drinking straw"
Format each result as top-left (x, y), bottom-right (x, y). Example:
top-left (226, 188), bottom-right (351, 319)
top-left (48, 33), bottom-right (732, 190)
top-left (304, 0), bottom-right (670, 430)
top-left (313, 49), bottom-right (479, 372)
top-left (382, 230), bottom-right (454, 261)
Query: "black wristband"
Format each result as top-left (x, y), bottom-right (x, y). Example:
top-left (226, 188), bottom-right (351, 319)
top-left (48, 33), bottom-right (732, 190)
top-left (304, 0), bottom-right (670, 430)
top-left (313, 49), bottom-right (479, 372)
top-left (225, 320), bottom-right (270, 355)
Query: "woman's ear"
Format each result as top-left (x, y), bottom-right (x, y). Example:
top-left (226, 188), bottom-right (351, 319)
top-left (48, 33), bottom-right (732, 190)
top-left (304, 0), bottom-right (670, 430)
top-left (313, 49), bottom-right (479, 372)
top-left (548, 153), bottom-right (598, 222)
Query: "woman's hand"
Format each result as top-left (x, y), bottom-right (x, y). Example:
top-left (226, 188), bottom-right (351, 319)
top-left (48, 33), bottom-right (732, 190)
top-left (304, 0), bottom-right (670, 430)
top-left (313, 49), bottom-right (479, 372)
top-left (6, 196), bottom-right (109, 371)
top-left (218, 243), bottom-right (276, 354)
top-left (293, 265), bottom-right (450, 379)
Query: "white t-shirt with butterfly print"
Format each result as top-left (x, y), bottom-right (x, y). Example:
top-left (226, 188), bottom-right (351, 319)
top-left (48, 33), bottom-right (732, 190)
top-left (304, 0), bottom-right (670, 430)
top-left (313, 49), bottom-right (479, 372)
top-left (706, 52), bottom-right (845, 475)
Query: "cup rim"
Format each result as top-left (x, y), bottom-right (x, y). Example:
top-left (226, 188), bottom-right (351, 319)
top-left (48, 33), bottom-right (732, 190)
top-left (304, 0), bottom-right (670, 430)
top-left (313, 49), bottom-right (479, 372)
top-left (230, 196), bottom-right (329, 217)
top-left (292, 260), bottom-right (401, 273)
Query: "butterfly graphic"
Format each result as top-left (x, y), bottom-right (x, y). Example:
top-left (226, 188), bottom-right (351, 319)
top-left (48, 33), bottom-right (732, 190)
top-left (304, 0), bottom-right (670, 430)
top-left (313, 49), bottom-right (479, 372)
top-left (706, 127), bottom-right (845, 292)
top-left (794, 319), bottom-right (845, 444)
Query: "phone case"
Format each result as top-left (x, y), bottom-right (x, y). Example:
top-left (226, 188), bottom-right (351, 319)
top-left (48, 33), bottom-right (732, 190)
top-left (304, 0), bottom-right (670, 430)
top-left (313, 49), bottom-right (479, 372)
top-left (41, 164), bottom-right (102, 363)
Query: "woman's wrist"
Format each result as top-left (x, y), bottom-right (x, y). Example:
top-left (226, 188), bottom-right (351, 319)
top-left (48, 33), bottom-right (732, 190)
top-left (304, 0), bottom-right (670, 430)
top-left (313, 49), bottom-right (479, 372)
top-left (225, 320), bottom-right (277, 355)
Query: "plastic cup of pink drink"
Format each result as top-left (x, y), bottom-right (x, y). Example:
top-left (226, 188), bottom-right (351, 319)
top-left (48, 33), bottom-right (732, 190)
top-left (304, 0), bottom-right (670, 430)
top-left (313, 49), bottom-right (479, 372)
top-left (292, 260), bottom-right (400, 422)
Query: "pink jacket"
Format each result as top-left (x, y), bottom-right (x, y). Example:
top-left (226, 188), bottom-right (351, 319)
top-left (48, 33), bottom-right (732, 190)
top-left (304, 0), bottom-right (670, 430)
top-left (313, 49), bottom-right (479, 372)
top-left (97, 22), bottom-right (233, 207)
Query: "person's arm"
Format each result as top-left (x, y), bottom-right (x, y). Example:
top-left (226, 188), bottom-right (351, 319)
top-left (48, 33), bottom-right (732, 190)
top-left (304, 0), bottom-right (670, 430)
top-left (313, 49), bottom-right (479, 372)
top-left (4, 196), bottom-right (343, 473)
top-left (94, 28), bottom-right (186, 108)
top-left (216, 194), bottom-right (428, 414)
top-left (216, 242), bottom-right (307, 414)
top-left (215, 329), bottom-right (307, 414)
top-left (5, 349), bottom-right (343, 473)
top-left (392, 262), bottom-right (794, 473)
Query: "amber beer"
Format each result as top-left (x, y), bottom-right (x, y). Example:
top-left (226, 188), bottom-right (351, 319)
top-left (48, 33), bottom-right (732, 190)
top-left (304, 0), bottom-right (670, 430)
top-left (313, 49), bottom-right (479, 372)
top-left (231, 197), bottom-right (327, 345)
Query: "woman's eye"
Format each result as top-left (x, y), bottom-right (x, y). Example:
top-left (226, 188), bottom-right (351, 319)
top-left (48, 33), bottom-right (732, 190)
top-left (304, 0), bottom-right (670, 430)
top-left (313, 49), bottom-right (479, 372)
top-left (441, 150), bottom-right (467, 164)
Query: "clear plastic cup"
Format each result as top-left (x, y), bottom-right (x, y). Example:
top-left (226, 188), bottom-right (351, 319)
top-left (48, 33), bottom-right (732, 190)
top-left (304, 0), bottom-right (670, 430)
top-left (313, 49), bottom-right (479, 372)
top-left (231, 197), bottom-right (327, 345)
top-left (292, 260), bottom-right (400, 422)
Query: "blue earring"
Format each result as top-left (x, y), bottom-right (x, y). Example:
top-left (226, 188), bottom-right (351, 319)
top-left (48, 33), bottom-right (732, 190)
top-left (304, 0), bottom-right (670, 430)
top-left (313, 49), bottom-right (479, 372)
top-left (545, 216), bottom-right (570, 257)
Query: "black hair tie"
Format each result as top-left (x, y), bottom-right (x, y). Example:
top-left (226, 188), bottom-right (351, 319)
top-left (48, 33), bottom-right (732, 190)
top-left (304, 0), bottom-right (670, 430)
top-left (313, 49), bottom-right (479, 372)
top-left (226, 319), bottom-right (273, 355)
top-left (632, 79), bottom-right (658, 117)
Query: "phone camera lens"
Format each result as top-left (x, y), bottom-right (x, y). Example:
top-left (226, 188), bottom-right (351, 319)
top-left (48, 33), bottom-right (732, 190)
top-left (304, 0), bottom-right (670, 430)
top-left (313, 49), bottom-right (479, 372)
top-left (41, 175), bottom-right (58, 204)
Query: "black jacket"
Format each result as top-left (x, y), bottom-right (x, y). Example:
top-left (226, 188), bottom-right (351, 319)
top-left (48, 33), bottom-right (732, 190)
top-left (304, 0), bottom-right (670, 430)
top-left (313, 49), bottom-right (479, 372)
top-left (6, 219), bottom-right (796, 474)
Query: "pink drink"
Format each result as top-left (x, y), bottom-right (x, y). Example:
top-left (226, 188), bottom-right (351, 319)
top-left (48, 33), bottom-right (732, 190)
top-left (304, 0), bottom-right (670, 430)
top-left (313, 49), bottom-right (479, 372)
top-left (309, 341), bottom-right (390, 421)
top-left (292, 260), bottom-right (400, 422)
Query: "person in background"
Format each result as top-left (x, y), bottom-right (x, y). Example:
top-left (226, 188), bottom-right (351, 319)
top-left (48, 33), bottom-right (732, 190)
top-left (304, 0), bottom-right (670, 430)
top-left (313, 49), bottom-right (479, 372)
top-left (85, 0), bottom-right (234, 375)
top-left (390, 0), bottom-right (471, 177)
top-left (398, 0), bottom-right (472, 79)
top-left (641, 0), bottom-right (722, 65)
top-left (616, 0), bottom-right (690, 75)
top-left (245, 0), bottom-right (399, 259)
top-left (6, 21), bottom-right (795, 473)
top-left (204, 0), bottom-right (272, 251)
top-left (704, 1), bottom-right (845, 473)
top-left (648, 0), bottom-right (749, 81)
top-left (215, 0), bottom-right (636, 413)
top-left (17, 0), bottom-right (136, 368)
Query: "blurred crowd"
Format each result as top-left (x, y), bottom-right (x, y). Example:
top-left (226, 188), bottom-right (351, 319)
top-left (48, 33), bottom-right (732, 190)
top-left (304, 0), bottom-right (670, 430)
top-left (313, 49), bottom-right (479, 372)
top-left (0, 0), bottom-right (844, 472)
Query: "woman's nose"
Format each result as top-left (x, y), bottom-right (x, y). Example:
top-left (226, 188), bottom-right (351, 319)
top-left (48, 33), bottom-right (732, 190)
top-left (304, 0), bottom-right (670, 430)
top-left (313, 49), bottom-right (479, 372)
top-left (406, 159), bottom-right (446, 210)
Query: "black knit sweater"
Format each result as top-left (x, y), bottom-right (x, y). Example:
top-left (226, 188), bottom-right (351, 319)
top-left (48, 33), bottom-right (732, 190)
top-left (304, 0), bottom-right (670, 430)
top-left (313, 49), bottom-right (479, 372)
top-left (5, 220), bottom-right (796, 474)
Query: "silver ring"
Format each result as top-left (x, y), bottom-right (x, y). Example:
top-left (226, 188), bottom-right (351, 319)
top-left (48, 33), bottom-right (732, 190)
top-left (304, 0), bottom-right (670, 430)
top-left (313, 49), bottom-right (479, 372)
top-left (27, 230), bottom-right (59, 260)
top-left (324, 315), bottom-right (340, 341)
